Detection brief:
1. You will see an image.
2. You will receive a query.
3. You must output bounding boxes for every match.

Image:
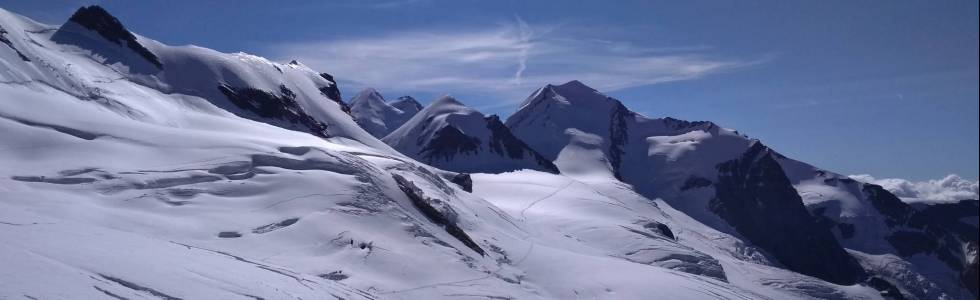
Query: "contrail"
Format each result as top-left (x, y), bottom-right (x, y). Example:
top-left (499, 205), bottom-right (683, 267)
top-left (514, 14), bottom-right (531, 85)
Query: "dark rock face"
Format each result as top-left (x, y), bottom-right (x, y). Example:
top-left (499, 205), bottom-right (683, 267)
top-left (60, 5), bottom-right (161, 69)
top-left (838, 223), bottom-right (856, 239)
top-left (643, 221), bottom-right (675, 240)
top-left (963, 241), bottom-right (978, 297)
top-left (608, 101), bottom-right (630, 180)
top-left (252, 218), bottom-right (300, 234)
top-left (0, 25), bottom-right (30, 61)
top-left (392, 174), bottom-right (485, 256)
top-left (662, 117), bottom-right (716, 132)
top-left (863, 184), bottom-right (914, 227)
top-left (448, 173), bottom-right (473, 193)
top-left (316, 73), bottom-right (349, 113)
top-left (217, 231), bottom-right (241, 238)
top-left (316, 73), bottom-right (342, 101)
top-left (217, 84), bottom-right (329, 138)
top-left (887, 230), bottom-right (938, 257)
top-left (862, 194), bottom-right (980, 298)
top-left (418, 125), bottom-right (480, 162)
top-left (318, 271), bottom-right (349, 281)
top-left (905, 199), bottom-right (978, 241)
top-left (711, 141), bottom-right (867, 285)
top-left (812, 206), bottom-right (858, 239)
top-left (485, 115), bottom-right (559, 174)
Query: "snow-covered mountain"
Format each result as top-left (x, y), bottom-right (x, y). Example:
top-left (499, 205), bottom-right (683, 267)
top-left (383, 95), bottom-right (559, 174)
top-left (505, 80), bottom-right (979, 299)
top-left (3, 5), bottom-right (374, 147)
top-left (1, 6), bottom-right (800, 299)
top-left (348, 88), bottom-right (422, 138)
top-left (2, 5), bottom-right (976, 300)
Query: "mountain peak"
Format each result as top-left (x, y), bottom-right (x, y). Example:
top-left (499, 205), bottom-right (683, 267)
top-left (65, 6), bottom-right (119, 30)
top-left (390, 96), bottom-right (423, 113)
top-left (514, 80), bottom-right (620, 116)
top-left (383, 95), bottom-right (559, 174)
top-left (430, 95), bottom-right (464, 107)
top-left (57, 5), bottom-right (162, 69)
top-left (550, 80), bottom-right (607, 102)
top-left (351, 88), bottom-right (384, 104)
top-left (555, 79), bottom-right (595, 91)
top-left (348, 88), bottom-right (423, 138)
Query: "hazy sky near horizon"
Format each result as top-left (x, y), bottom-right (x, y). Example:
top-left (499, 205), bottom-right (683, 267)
top-left (2, 0), bottom-right (977, 181)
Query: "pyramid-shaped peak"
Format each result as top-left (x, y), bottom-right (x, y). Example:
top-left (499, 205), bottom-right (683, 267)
top-left (516, 80), bottom-right (614, 112)
top-left (349, 88), bottom-right (390, 114)
top-left (430, 95), bottom-right (464, 107)
top-left (351, 88), bottom-right (384, 102)
top-left (65, 6), bottom-right (131, 45)
top-left (412, 95), bottom-right (479, 120)
top-left (550, 80), bottom-right (604, 98)
top-left (556, 80), bottom-right (595, 90)
top-left (58, 5), bottom-right (162, 69)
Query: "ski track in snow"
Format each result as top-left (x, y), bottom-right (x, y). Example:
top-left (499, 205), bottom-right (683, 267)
top-left (519, 179), bottom-right (575, 221)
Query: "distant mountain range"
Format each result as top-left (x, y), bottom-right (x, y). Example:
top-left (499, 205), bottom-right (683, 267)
top-left (348, 88), bottom-right (422, 138)
top-left (1, 5), bottom-right (976, 300)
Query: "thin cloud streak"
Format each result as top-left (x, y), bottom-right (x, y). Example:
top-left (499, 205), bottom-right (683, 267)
top-left (514, 14), bottom-right (532, 85)
top-left (269, 20), bottom-right (761, 104)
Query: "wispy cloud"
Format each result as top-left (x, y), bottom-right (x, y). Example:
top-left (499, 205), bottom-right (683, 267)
top-left (513, 14), bottom-right (531, 85)
top-left (269, 18), bottom-right (761, 105)
top-left (850, 174), bottom-right (979, 203)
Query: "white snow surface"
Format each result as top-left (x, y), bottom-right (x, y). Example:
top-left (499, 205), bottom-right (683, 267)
top-left (0, 6), bottom-right (954, 300)
top-left (471, 170), bottom-right (882, 300)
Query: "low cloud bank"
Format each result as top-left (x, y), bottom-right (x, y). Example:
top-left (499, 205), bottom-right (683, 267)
top-left (849, 174), bottom-right (979, 203)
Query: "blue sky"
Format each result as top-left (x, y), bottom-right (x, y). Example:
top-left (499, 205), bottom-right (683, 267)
top-left (3, 0), bottom-right (977, 181)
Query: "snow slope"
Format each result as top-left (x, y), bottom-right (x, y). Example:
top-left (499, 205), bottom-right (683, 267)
top-left (0, 6), bottom-right (893, 300)
top-left (384, 95), bottom-right (559, 174)
top-left (0, 5), bottom-right (382, 150)
top-left (471, 170), bottom-right (884, 299)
